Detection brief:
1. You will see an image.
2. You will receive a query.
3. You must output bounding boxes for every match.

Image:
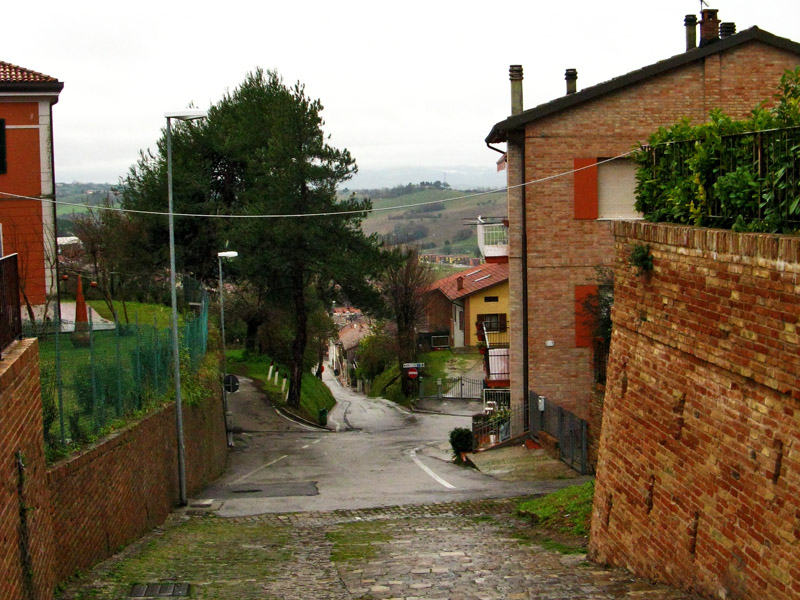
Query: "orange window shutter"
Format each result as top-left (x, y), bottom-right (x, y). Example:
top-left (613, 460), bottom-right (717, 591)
top-left (574, 285), bottom-right (598, 347)
top-left (573, 158), bottom-right (598, 219)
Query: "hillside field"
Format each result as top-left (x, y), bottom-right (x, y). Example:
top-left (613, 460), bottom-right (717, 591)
top-left (355, 188), bottom-right (506, 255)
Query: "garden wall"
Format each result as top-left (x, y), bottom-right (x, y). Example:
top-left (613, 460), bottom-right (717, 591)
top-left (0, 339), bottom-right (227, 597)
top-left (591, 222), bottom-right (800, 600)
top-left (47, 377), bottom-right (227, 582)
top-left (0, 339), bottom-right (57, 600)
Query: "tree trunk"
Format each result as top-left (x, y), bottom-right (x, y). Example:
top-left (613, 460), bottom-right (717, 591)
top-left (287, 270), bottom-right (307, 409)
top-left (396, 319), bottom-right (416, 398)
top-left (244, 317), bottom-right (260, 353)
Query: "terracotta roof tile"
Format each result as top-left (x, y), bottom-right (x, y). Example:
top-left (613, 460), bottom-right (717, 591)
top-left (428, 262), bottom-right (508, 301)
top-left (0, 61), bottom-right (59, 83)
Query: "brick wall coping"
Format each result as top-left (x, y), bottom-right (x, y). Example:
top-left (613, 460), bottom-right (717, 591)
top-left (0, 338), bottom-right (38, 389)
top-left (614, 221), bottom-right (800, 268)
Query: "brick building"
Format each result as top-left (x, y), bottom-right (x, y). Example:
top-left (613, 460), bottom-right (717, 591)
top-left (485, 10), bottom-right (800, 426)
top-left (0, 61), bottom-right (63, 319)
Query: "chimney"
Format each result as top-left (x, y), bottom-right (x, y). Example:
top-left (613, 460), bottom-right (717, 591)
top-left (699, 8), bottom-right (720, 46)
top-left (685, 14), bottom-right (698, 50)
top-left (509, 65), bottom-right (523, 115)
top-left (565, 69), bottom-right (578, 95)
top-left (457, 276), bottom-right (464, 291)
top-left (720, 22), bottom-right (737, 38)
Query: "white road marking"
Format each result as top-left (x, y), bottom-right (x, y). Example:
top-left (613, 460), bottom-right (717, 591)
top-left (312, 439), bottom-right (321, 444)
top-left (410, 448), bottom-right (455, 489)
top-left (274, 407), bottom-right (317, 431)
top-left (234, 454), bottom-right (288, 483)
top-left (302, 444), bottom-right (310, 449)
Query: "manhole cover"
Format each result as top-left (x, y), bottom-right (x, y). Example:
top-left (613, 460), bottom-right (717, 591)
top-left (227, 481), bottom-right (318, 497)
top-left (129, 583), bottom-right (190, 597)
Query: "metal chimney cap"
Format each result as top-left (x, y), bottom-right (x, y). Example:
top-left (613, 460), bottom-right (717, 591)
top-left (509, 65), bottom-right (523, 81)
top-left (685, 14), bottom-right (698, 26)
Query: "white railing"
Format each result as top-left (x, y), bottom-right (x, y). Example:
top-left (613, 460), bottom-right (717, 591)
top-left (476, 218), bottom-right (508, 259)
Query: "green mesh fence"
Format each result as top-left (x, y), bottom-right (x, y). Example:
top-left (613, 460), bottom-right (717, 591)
top-left (25, 281), bottom-right (209, 459)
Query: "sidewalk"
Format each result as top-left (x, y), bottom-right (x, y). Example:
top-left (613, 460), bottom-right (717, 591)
top-left (58, 301), bottom-right (115, 331)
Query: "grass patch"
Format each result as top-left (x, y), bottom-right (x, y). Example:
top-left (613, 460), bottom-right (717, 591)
top-left (227, 350), bottom-right (335, 422)
top-left (418, 349), bottom-right (480, 381)
top-left (515, 481), bottom-right (595, 554)
top-left (69, 516), bottom-right (291, 599)
top-left (325, 521), bottom-right (393, 563)
top-left (88, 300), bottom-right (179, 329)
top-left (517, 481), bottom-right (594, 536)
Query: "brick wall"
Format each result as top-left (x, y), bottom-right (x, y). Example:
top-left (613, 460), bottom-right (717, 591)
top-left (507, 41), bottom-right (800, 423)
top-left (0, 338), bottom-right (227, 596)
top-left (47, 377), bottom-right (227, 582)
top-left (590, 221), bottom-right (800, 600)
top-left (0, 339), bottom-right (57, 600)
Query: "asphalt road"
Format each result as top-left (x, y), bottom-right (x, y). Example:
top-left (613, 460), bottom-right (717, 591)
top-left (194, 370), bottom-right (568, 517)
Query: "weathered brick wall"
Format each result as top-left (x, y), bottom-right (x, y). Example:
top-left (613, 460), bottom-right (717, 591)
top-left (0, 339), bottom-right (57, 600)
top-left (47, 379), bottom-right (227, 582)
top-left (590, 221), bottom-right (800, 600)
top-left (509, 41), bottom-right (800, 420)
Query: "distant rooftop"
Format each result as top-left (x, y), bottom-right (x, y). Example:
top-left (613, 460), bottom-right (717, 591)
top-left (0, 61), bottom-right (59, 83)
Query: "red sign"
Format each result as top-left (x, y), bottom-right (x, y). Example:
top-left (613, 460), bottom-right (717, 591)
top-left (407, 367), bottom-right (418, 379)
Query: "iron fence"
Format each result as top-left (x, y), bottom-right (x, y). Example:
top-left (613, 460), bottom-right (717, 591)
top-left (24, 284), bottom-right (209, 459)
top-left (419, 375), bottom-right (483, 399)
top-left (529, 391), bottom-right (590, 474)
top-left (0, 254), bottom-right (22, 357)
top-left (647, 125), bottom-right (800, 229)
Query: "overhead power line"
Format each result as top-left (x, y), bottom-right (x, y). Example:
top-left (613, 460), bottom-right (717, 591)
top-left (0, 150), bottom-right (635, 219)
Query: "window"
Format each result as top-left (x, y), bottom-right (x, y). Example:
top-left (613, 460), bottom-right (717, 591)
top-left (574, 157), bottom-right (640, 220)
top-left (0, 119), bottom-right (6, 174)
top-left (478, 313), bottom-right (507, 332)
top-left (598, 159), bottom-right (639, 219)
top-left (484, 296), bottom-right (499, 303)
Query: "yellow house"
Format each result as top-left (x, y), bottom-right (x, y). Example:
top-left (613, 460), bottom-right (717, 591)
top-left (425, 262), bottom-right (509, 348)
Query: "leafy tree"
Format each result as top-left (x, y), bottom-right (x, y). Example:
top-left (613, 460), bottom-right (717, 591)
top-left (121, 69), bottom-right (391, 408)
top-left (381, 247), bottom-right (434, 397)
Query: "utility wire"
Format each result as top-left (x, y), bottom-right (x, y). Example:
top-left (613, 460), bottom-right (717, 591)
top-left (0, 150), bottom-right (636, 219)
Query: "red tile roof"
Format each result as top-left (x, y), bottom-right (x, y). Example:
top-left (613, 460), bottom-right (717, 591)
top-left (429, 262), bottom-right (508, 301)
top-left (0, 61), bottom-right (59, 83)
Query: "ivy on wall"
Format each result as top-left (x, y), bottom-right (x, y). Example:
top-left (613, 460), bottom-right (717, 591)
top-left (633, 66), bottom-right (800, 234)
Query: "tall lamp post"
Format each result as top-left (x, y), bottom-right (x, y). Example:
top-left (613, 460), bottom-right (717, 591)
top-left (217, 250), bottom-right (238, 447)
top-left (166, 109), bottom-right (206, 506)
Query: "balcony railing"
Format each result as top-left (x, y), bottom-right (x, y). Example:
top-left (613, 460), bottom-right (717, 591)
top-left (480, 322), bottom-right (509, 385)
top-left (477, 217), bottom-right (508, 259)
top-left (0, 254), bottom-right (22, 357)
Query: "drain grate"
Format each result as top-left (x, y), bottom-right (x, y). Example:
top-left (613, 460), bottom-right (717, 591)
top-left (129, 583), bottom-right (190, 597)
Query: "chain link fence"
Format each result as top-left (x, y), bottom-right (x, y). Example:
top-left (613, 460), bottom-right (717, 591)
top-left (24, 279), bottom-right (209, 460)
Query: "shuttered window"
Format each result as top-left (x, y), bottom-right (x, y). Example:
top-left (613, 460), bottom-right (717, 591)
top-left (575, 285), bottom-right (598, 347)
top-left (0, 119), bottom-right (6, 174)
top-left (573, 158), bottom-right (598, 219)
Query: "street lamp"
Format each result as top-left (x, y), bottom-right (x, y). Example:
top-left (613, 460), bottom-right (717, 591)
top-left (217, 250), bottom-right (238, 447)
top-left (166, 109), bottom-right (207, 506)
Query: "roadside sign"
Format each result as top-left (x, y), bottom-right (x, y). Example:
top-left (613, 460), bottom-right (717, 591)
top-left (407, 367), bottom-right (419, 379)
top-left (224, 374), bottom-right (240, 393)
top-left (403, 362), bottom-right (425, 368)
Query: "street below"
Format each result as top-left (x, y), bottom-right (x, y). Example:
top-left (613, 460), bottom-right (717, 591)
top-left (60, 372), bottom-right (700, 599)
top-left (197, 370), bottom-right (578, 516)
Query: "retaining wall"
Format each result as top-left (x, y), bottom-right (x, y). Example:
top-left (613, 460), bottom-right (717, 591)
top-left (590, 222), bottom-right (800, 600)
top-left (0, 340), bottom-right (227, 597)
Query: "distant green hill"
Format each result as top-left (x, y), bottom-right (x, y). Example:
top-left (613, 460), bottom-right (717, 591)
top-left (354, 187), bottom-right (506, 255)
top-left (55, 182), bottom-right (119, 217)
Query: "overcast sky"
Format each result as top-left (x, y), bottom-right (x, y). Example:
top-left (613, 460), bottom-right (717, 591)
top-left (4, 0), bottom-right (799, 188)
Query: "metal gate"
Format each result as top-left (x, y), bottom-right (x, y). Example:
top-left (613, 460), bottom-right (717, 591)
top-left (529, 392), bottom-right (590, 474)
top-left (419, 376), bottom-right (482, 400)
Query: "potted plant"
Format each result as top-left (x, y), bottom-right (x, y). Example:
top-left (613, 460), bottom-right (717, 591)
top-left (488, 409), bottom-right (511, 443)
top-left (477, 340), bottom-right (487, 355)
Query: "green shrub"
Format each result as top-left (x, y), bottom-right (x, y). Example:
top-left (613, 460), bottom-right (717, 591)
top-left (629, 243), bottom-right (653, 274)
top-left (449, 427), bottom-right (473, 458)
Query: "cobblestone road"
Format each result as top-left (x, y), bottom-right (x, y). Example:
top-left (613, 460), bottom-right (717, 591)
top-left (63, 498), bottom-right (701, 600)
